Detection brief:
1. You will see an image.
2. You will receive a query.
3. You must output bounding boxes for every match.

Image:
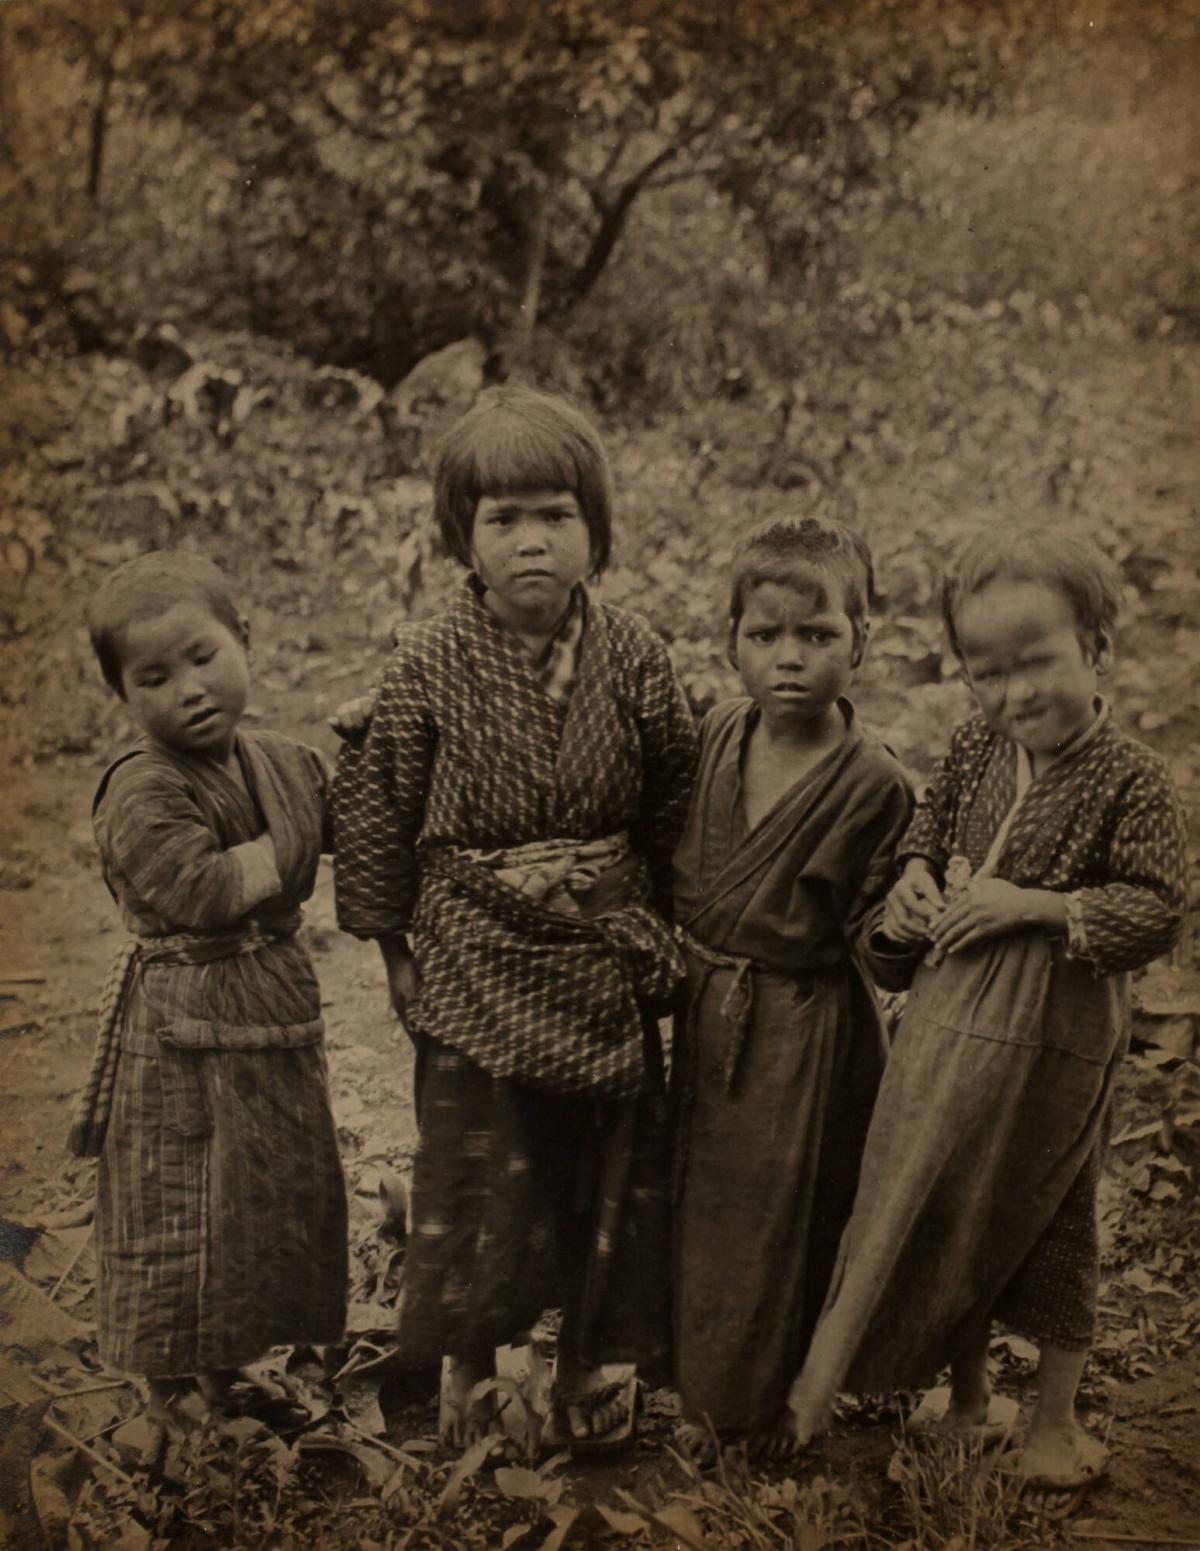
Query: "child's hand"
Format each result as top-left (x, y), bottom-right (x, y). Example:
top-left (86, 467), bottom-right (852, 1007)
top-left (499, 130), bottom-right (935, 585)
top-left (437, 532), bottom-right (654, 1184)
top-left (378, 935), bottom-right (419, 1024)
top-left (929, 877), bottom-right (1034, 954)
top-left (882, 860), bottom-right (945, 944)
top-left (328, 693), bottom-right (376, 740)
top-left (385, 949), bottom-right (420, 1023)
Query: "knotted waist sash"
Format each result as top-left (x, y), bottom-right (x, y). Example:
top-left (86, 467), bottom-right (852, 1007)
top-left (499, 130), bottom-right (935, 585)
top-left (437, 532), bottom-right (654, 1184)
top-left (67, 918), bottom-right (315, 1158)
top-left (671, 924), bottom-right (824, 1199)
top-left (411, 832), bottom-right (683, 1098)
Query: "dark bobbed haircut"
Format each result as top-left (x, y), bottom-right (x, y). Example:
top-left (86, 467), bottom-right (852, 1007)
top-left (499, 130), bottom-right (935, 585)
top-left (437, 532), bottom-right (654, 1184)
top-left (432, 385), bottom-right (614, 574)
top-left (86, 549), bottom-right (243, 696)
top-left (729, 514), bottom-right (875, 649)
top-left (941, 528), bottom-right (1122, 660)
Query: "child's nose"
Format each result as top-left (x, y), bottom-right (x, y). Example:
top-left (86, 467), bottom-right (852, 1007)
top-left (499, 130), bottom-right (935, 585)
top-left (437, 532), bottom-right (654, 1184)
top-left (514, 521), bottom-right (548, 553)
top-left (177, 673), bottom-right (205, 704)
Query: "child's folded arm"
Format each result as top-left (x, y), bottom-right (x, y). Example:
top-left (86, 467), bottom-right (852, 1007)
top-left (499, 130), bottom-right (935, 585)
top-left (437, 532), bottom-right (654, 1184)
top-left (332, 647), bottom-right (434, 939)
top-left (1064, 760), bottom-right (1188, 975)
top-left (98, 760), bottom-right (268, 929)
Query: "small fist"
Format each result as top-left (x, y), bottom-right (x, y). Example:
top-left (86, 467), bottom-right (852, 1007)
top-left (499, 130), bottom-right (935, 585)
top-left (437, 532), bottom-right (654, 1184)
top-left (328, 693), bottom-right (376, 740)
top-left (882, 859), bottom-right (945, 945)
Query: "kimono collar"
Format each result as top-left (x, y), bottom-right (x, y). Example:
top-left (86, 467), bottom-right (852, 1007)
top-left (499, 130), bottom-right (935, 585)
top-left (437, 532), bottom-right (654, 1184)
top-left (719, 694), bottom-right (862, 782)
top-left (467, 573), bottom-right (583, 659)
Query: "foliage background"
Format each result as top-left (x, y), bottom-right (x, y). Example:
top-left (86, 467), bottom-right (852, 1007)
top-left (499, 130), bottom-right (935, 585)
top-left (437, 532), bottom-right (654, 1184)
top-left (1, 2), bottom-right (1199, 1547)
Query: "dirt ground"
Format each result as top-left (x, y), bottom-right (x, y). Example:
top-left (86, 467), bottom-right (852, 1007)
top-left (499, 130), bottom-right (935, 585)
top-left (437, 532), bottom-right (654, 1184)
top-left (3, 740), bottom-right (1199, 1548)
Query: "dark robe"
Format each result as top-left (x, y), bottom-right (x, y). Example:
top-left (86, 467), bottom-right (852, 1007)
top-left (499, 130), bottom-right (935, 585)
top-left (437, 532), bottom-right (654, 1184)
top-left (671, 696), bottom-right (914, 1431)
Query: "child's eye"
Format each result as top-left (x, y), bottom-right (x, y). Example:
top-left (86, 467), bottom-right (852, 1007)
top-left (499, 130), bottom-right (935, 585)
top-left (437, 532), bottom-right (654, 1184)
top-left (748, 629), bottom-right (777, 643)
top-left (193, 650), bottom-right (216, 665)
top-left (808, 630), bottom-right (834, 645)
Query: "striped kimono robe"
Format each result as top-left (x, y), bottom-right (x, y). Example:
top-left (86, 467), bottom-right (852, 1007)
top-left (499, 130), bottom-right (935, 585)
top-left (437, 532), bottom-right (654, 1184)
top-left (92, 732), bottom-right (348, 1377)
top-left (333, 580), bottom-right (697, 1374)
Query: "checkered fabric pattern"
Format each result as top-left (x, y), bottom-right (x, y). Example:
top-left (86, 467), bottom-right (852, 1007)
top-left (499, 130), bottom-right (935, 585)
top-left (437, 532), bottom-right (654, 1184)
top-left (333, 580), bottom-right (697, 1097)
top-left (902, 707), bottom-right (1187, 974)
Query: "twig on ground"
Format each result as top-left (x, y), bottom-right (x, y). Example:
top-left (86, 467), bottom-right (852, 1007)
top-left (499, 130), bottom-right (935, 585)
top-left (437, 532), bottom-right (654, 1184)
top-left (42, 1410), bottom-right (138, 1488)
top-left (48, 1223), bottom-right (94, 1303)
top-left (1067, 1534), bottom-right (1200, 1548)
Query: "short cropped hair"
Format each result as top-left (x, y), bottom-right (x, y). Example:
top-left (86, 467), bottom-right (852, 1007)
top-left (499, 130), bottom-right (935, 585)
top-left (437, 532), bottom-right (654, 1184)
top-left (941, 529), bottom-right (1122, 659)
top-left (729, 515), bottom-right (875, 648)
top-left (432, 385), bottom-right (614, 574)
top-left (87, 549), bottom-right (243, 696)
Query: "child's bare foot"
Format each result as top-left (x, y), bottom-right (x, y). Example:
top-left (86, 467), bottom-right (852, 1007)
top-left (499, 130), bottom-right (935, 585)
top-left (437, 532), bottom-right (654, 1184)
top-left (1019, 1422), bottom-right (1108, 1513)
top-left (439, 1355), bottom-right (496, 1447)
top-left (196, 1368), bottom-right (311, 1431)
top-left (675, 1420), bottom-right (719, 1467)
top-left (908, 1385), bottom-right (1019, 1445)
top-left (554, 1356), bottom-right (636, 1447)
top-left (676, 1419), bottom-right (808, 1469)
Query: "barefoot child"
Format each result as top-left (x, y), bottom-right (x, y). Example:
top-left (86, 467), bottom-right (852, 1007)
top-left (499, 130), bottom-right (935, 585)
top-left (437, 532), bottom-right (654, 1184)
top-left (786, 530), bottom-right (1187, 1502)
top-left (70, 550), bottom-right (348, 1425)
top-left (332, 386), bottom-right (697, 1447)
top-left (671, 515), bottom-right (917, 1462)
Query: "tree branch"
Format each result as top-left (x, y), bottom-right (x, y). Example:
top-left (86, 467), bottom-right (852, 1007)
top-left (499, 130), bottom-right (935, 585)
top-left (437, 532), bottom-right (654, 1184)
top-left (566, 141), bottom-right (683, 305)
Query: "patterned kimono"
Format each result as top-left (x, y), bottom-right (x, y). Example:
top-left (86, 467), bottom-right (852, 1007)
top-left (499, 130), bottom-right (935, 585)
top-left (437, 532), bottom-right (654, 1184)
top-left (91, 732), bottom-right (348, 1377)
top-left (671, 697), bottom-right (915, 1432)
top-left (788, 705), bottom-right (1187, 1421)
top-left (333, 580), bottom-right (696, 1373)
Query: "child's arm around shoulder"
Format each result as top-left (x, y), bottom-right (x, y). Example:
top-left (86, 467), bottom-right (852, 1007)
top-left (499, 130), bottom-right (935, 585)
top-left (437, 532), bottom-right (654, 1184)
top-left (96, 752), bottom-right (279, 929)
top-left (331, 634), bottom-right (436, 939)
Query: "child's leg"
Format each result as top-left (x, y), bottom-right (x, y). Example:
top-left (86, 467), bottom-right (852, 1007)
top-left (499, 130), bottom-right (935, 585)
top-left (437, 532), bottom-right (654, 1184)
top-left (945, 1312), bottom-right (992, 1429)
top-left (1021, 1343), bottom-right (1107, 1483)
top-left (441, 1349), bottom-right (498, 1446)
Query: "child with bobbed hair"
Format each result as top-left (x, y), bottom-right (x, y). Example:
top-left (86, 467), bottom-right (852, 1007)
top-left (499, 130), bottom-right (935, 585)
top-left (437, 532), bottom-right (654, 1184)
top-left (73, 549), bottom-right (347, 1428)
top-left (671, 513), bottom-right (917, 1463)
top-left (786, 528), bottom-right (1187, 1509)
top-left (333, 385), bottom-right (697, 1447)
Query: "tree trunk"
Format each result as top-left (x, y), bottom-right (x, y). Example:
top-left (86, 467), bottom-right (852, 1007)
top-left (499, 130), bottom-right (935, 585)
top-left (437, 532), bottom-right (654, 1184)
top-left (86, 57), bottom-right (112, 201)
top-left (501, 170), bottom-right (554, 376)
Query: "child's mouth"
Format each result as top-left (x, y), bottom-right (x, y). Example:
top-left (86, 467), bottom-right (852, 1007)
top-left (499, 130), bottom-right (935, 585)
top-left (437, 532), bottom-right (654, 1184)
top-left (186, 708), bottom-right (219, 729)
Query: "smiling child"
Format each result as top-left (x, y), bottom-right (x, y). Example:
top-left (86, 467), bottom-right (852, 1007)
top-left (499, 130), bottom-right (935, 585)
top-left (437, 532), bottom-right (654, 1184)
top-left (785, 529), bottom-right (1187, 1510)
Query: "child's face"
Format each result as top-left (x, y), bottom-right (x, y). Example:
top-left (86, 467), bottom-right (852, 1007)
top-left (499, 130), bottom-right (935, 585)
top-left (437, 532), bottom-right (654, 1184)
top-left (733, 578), bottom-right (860, 726)
top-left (470, 488), bottom-right (592, 624)
top-left (117, 602), bottom-right (250, 762)
top-left (954, 579), bottom-right (1108, 759)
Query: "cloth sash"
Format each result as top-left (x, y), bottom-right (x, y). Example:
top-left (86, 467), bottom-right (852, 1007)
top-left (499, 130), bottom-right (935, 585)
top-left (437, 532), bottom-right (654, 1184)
top-left (66, 920), bottom-right (304, 1158)
top-left (415, 832), bottom-right (682, 1097)
top-left (670, 925), bottom-right (818, 1201)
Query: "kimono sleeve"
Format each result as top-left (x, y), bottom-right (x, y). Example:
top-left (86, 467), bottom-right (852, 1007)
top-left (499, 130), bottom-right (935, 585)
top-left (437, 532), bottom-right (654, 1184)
top-left (630, 627), bottom-right (698, 917)
top-left (897, 717), bottom-right (982, 875)
top-left (845, 765), bottom-right (923, 992)
top-left (332, 644), bottom-right (434, 938)
top-left (95, 757), bottom-right (279, 928)
top-left (1065, 753), bottom-right (1188, 975)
